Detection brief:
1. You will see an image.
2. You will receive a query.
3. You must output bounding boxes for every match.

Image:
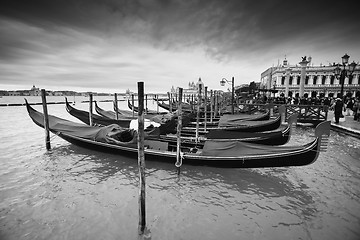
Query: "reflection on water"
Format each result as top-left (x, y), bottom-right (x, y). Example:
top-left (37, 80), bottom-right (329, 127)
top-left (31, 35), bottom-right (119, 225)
top-left (0, 101), bottom-right (360, 240)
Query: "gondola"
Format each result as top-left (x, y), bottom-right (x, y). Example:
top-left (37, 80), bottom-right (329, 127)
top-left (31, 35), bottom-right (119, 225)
top-left (95, 101), bottom-right (296, 145)
top-left (182, 114), bottom-right (282, 133)
top-left (127, 99), bottom-right (167, 115)
top-left (25, 99), bottom-right (330, 168)
top-left (182, 113), bottom-right (298, 145)
top-left (157, 100), bottom-right (193, 113)
top-left (181, 105), bottom-right (285, 133)
top-left (65, 98), bottom-right (133, 128)
top-left (98, 101), bottom-right (173, 123)
top-left (113, 101), bottom-right (134, 116)
top-left (65, 98), bottom-right (133, 127)
top-left (98, 101), bottom-right (175, 124)
top-left (95, 101), bottom-right (134, 120)
top-left (186, 109), bottom-right (271, 127)
top-left (143, 99), bottom-right (273, 128)
top-left (66, 99), bottom-right (188, 135)
top-left (158, 100), bottom-right (271, 122)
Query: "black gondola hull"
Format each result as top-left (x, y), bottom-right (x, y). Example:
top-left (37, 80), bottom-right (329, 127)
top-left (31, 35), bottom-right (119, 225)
top-left (25, 99), bottom-right (329, 169)
top-left (58, 132), bottom-right (320, 168)
top-left (182, 115), bottom-right (281, 133)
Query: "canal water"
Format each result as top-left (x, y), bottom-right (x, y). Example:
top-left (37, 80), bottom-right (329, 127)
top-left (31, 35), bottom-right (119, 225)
top-left (0, 96), bottom-right (359, 240)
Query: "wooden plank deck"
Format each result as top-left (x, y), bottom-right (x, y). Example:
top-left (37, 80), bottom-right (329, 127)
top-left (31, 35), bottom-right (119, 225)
top-left (237, 103), bottom-right (328, 126)
top-left (283, 104), bottom-right (328, 126)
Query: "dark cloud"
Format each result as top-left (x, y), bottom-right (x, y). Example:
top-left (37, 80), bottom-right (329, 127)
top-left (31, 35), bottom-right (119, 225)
top-left (1, 0), bottom-right (359, 92)
top-left (1, 0), bottom-right (359, 60)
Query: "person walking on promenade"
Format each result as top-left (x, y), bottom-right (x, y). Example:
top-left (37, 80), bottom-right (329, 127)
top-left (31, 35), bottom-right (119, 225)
top-left (353, 98), bottom-right (360, 121)
top-left (323, 97), bottom-right (331, 107)
top-left (345, 97), bottom-right (354, 116)
top-left (332, 98), bottom-right (344, 124)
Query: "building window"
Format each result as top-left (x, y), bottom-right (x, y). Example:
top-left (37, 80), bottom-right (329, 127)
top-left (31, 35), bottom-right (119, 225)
top-left (281, 76), bottom-right (285, 85)
top-left (330, 75), bottom-right (335, 85)
top-left (297, 76), bottom-right (301, 85)
top-left (305, 76), bottom-right (309, 85)
top-left (313, 76), bottom-right (317, 85)
top-left (348, 75), bottom-right (353, 85)
top-left (322, 75), bottom-right (326, 85)
top-left (289, 76), bottom-right (293, 85)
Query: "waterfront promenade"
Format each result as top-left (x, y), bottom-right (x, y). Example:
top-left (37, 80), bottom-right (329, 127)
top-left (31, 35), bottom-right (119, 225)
top-left (327, 110), bottom-right (360, 139)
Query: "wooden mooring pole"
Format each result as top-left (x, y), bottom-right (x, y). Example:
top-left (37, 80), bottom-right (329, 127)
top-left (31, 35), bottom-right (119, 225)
top-left (145, 94), bottom-right (148, 115)
top-left (191, 94), bottom-right (194, 112)
top-left (89, 94), bottom-right (93, 126)
top-left (210, 90), bottom-right (213, 123)
top-left (196, 86), bottom-right (201, 143)
top-left (114, 93), bottom-right (119, 120)
top-left (214, 91), bottom-right (218, 117)
top-left (41, 89), bottom-right (51, 150)
top-left (137, 82), bottom-right (146, 235)
top-left (204, 86), bottom-right (207, 131)
top-left (156, 94), bottom-right (159, 113)
top-left (175, 88), bottom-right (183, 174)
top-left (167, 92), bottom-right (172, 113)
top-left (132, 94), bottom-right (135, 117)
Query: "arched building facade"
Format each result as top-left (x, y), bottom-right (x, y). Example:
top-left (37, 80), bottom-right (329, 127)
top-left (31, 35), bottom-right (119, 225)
top-left (260, 58), bottom-right (360, 98)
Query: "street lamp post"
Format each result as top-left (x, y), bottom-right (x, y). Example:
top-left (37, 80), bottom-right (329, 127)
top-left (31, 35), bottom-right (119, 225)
top-left (334, 53), bottom-right (357, 99)
top-left (220, 77), bottom-right (235, 114)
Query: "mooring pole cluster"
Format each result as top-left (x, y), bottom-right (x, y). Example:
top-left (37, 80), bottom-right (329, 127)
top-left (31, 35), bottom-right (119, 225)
top-left (39, 81), bottom-right (238, 237)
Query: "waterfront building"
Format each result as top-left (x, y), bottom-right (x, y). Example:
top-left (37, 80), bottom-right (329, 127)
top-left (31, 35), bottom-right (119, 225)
top-left (172, 78), bottom-right (207, 97)
top-left (53, 91), bottom-right (64, 96)
top-left (8, 91), bottom-right (21, 96)
top-left (260, 57), bottom-right (360, 98)
top-left (30, 85), bottom-right (40, 96)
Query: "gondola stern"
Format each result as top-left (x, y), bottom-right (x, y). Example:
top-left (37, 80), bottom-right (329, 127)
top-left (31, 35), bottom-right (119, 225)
top-left (288, 113), bottom-right (298, 126)
top-left (65, 97), bottom-right (72, 112)
top-left (287, 113), bottom-right (299, 136)
top-left (24, 98), bottom-right (30, 113)
top-left (278, 105), bottom-right (286, 114)
top-left (24, 99), bottom-right (46, 129)
top-left (315, 120), bottom-right (331, 152)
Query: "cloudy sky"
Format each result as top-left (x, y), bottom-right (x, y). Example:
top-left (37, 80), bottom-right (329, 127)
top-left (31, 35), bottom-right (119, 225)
top-left (1, 0), bottom-right (359, 93)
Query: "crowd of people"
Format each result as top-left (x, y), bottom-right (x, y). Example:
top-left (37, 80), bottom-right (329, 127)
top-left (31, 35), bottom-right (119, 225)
top-left (249, 94), bottom-right (360, 124)
top-left (330, 97), bottom-right (360, 123)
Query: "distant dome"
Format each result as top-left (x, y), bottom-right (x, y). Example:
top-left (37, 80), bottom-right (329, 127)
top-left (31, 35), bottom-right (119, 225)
top-left (196, 78), bottom-right (204, 90)
top-left (283, 58), bottom-right (288, 66)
